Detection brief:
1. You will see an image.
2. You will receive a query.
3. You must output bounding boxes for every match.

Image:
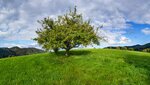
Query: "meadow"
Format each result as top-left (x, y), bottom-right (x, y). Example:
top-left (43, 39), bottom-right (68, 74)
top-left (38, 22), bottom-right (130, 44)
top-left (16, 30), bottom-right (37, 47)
top-left (0, 49), bottom-right (150, 85)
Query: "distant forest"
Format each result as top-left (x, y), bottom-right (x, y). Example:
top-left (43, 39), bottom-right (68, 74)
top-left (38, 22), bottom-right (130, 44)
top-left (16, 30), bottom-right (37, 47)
top-left (105, 43), bottom-right (150, 53)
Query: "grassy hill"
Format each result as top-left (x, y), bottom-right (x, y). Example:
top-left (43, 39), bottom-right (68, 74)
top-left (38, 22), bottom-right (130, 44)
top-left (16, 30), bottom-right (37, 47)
top-left (0, 49), bottom-right (150, 85)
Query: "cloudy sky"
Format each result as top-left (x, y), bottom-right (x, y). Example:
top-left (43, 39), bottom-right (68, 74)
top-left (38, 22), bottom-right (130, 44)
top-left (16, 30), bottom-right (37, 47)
top-left (0, 0), bottom-right (150, 48)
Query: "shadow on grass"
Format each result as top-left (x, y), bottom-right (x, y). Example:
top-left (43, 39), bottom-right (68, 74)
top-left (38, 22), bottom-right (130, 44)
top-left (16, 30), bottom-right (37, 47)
top-left (53, 50), bottom-right (92, 56)
top-left (124, 53), bottom-right (150, 84)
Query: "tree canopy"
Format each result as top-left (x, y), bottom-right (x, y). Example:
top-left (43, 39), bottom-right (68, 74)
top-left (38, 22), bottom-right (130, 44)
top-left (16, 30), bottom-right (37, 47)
top-left (34, 7), bottom-right (102, 56)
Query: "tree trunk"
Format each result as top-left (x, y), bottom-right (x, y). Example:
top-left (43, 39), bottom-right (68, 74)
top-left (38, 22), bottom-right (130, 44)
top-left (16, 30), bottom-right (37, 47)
top-left (64, 41), bottom-right (71, 56)
top-left (53, 48), bottom-right (58, 54)
top-left (65, 49), bottom-right (70, 56)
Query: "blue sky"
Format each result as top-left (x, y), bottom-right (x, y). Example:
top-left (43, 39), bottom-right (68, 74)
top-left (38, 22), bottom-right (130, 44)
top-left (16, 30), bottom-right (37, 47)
top-left (125, 22), bottom-right (150, 45)
top-left (0, 0), bottom-right (150, 48)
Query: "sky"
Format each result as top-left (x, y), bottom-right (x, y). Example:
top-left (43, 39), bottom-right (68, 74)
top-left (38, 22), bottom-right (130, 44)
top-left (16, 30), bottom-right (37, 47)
top-left (0, 0), bottom-right (150, 48)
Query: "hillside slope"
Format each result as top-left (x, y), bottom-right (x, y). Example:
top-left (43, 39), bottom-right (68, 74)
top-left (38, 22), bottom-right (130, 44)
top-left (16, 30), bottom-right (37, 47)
top-left (0, 49), bottom-right (150, 85)
top-left (0, 47), bottom-right (44, 58)
top-left (0, 48), bottom-right (16, 58)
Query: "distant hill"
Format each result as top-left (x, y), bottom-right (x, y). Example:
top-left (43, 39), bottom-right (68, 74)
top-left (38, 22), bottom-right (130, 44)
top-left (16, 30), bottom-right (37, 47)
top-left (0, 48), bottom-right (16, 58)
top-left (127, 43), bottom-right (150, 51)
top-left (105, 43), bottom-right (150, 52)
top-left (0, 47), bottom-right (44, 58)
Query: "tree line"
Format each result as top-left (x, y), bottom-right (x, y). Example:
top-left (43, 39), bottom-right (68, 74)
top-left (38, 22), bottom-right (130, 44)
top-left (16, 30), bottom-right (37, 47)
top-left (105, 43), bottom-right (150, 53)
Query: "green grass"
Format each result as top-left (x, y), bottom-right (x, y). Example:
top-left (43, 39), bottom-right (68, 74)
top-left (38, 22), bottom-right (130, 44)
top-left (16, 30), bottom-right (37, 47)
top-left (0, 49), bottom-right (150, 85)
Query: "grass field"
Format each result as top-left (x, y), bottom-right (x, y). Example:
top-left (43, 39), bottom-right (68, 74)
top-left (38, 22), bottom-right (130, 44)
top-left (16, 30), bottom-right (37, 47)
top-left (0, 49), bottom-right (150, 85)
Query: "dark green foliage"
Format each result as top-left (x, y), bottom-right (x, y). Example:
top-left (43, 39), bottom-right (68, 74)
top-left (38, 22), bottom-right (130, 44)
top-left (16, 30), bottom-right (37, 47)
top-left (34, 7), bottom-right (101, 56)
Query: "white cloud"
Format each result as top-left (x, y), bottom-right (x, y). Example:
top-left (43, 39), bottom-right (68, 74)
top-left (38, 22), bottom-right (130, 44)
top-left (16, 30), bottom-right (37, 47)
top-left (119, 36), bottom-right (131, 44)
top-left (1, 42), bottom-right (39, 48)
top-left (0, 8), bottom-right (15, 23)
top-left (0, 0), bottom-right (73, 41)
top-left (142, 28), bottom-right (150, 35)
top-left (1, 0), bottom-right (150, 47)
top-left (0, 31), bottom-right (8, 36)
top-left (1, 43), bottom-right (25, 48)
top-left (98, 29), bottom-right (131, 45)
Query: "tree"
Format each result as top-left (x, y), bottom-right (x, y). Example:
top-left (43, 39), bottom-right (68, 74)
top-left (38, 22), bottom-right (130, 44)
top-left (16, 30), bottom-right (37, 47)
top-left (34, 7), bottom-right (101, 56)
top-left (143, 48), bottom-right (150, 53)
top-left (128, 48), bottom-right (134, 51)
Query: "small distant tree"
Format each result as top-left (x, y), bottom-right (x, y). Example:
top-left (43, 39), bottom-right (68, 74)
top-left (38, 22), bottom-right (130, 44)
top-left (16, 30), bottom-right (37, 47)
top-left (128, 48), bottom-right (134, 51)
top-left (143, 48), bottom-right (150, 53)
top-left (34, 7), bottom-right (102, 56)
top-left (116, 47), bottom-right (121, 50)
top-left (123, 47), bottom-right (128, 50)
